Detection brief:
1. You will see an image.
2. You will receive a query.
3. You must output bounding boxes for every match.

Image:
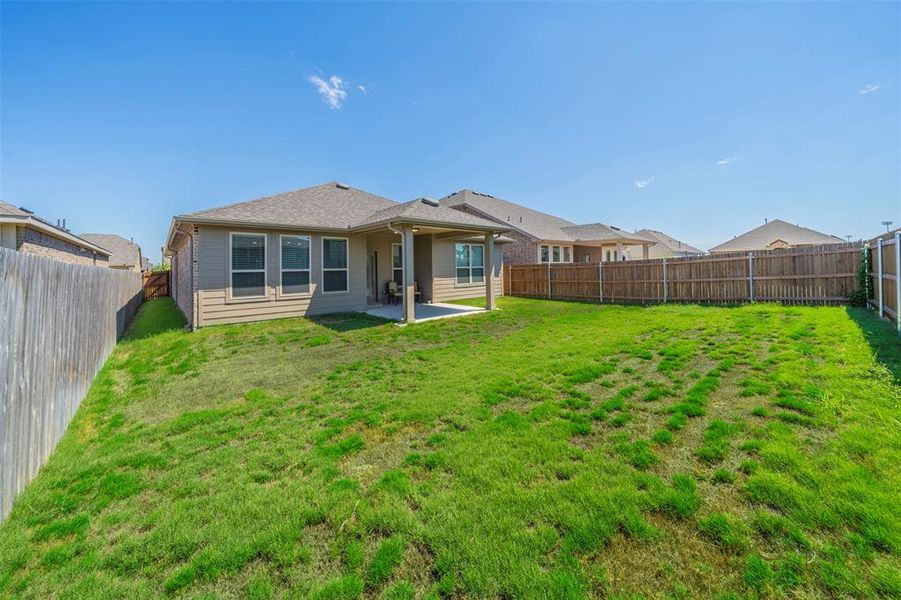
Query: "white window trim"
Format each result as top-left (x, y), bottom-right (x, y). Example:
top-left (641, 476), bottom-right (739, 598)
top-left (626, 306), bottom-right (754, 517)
top-left (278, 234), bottom-right (311, 298)
top-left (228, 231), bottom-right (268, 302)
top-left (391, 242), bottom-right (404, 285)
top-left (455, 242), bottom-right (486, 287)
top-left (321, 236), bottom-right (350, 294)
top-left (539, 245), bottom-right (550, 263)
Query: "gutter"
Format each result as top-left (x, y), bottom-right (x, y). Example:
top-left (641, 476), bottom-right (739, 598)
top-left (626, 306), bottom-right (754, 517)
top-left (0, 215), bottom-right (113, 256)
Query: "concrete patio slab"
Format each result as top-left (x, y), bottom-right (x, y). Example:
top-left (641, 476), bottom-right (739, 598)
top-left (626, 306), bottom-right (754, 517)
top-left (363, 302), bottom-right (485, 323)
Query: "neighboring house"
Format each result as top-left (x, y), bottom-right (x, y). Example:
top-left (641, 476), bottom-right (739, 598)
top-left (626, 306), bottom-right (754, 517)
top-left (164, 182), bottom-right (509, 328)
top-left (709, 219), bottom-right (844, 253)
top-left (440, 190), bottom-right (655, 264)
top-left (80, 233), bottom-right (144, 272)
top-left (630, 229), bottom-right (704, 259)
top-left (141, 257), bottom-right (152, 272)
top-left (0, 201), bottom-right (111, 266)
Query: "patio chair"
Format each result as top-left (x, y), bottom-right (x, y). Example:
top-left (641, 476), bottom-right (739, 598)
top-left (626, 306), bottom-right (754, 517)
top-left (386, 280), bottom-right (403, 305)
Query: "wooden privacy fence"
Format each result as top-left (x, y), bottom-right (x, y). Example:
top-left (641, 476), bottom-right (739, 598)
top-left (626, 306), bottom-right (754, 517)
top-left (870, 231), bottom-right (900, 333)
top-left (143, 270), bottom-right (170, 299)
top-left (0, 249), bottom-right (142, 521)
top-left (504, 243), bottom-right (864, 307)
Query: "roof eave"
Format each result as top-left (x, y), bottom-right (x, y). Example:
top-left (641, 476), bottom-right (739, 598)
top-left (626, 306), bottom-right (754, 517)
top-left (0, 215), bottom-right (113, 256)
top-left (350, 217), bottom-right (510, 234)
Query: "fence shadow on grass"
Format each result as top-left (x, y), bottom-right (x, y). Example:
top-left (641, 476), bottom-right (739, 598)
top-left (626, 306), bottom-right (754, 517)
top-left (122, 298), bottom-right (188, 341)
top-left (847, 306), bottom-right (901, 384)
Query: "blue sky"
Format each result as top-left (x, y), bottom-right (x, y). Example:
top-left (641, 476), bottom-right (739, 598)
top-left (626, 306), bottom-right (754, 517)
top-left (2, 1), bottom-right (898, 261)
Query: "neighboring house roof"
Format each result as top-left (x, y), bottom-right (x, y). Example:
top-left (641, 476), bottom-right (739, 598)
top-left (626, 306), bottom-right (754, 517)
top-left (0, 200), bottom-right (30, 217)
top-left (561, 223), bottom-right (655, 244)
top-left (167, 182), bottom-right (510, 253)
top-left (80, 233), bottom-right (142, 268)
top-left (709, 219), bottom-right (844, 253)
top-left (0, 200), bottom-right (112, 256)
top-left (440, 189), bottom-right (654, 245)
top-left (635, 229), bottom-right (704, 255)
top-left (441, 189), bottom-right (577, 241)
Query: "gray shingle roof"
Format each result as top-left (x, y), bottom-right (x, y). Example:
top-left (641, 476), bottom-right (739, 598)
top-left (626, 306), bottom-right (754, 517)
top-left (0, 201), bottom-right (30, 217)
top-left (179, 182), bottom-right (397, 230)
top-left (709, 219), bottom-right (843, 253)
top-left (440, 189), bottom-right (654, 245)
top-left (562, 223), bottom-right (656, 244)
top-left (354, 198), bottom-right (504, 230)
top-left (80, 233), bottom-right (142, 268)
top-left (635, 229), bottom-right (704, 256)
top-left (440, 189), bottom-right (577, 241)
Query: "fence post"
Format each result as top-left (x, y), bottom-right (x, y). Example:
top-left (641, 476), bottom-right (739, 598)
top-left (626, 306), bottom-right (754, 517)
top-left (662, 259), bottom-right (668, 303)
top-left (896, 232), bottom-right (901, 334)
top-left (598, 261), bottom-right (603, 303)
top-left (547, 262), bottom-right (551, 300)
top-left (748, 252), bottom-right (754, 303)
top-left (877, 238), bottom-right (884, 319)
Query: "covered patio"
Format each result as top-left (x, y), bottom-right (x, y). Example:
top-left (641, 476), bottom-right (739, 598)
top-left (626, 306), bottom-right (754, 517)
top-left (363, 302), bottom-right (485, 323)
top-left (354, 197), bottom-right (509, 324)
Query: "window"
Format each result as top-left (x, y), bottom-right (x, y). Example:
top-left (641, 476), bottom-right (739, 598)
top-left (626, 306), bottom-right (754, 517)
top-left (392, 243), bottom-right (403, 285)
top-left (552, 246), bottom-right (561, 262)
top-left (280, 235), bottom-right (310, 295)
top-left (540, 245), bottom-right (550, 263)
top-left (230, 233), bottom-right (266, 298)
top-left (605, 250), bottom-right (613, 262)
top-left (583, 254), bottom-right (591, 263)
top-left (563, 247), bottom-right (571, 263)
top-left (322, 237), bottom-right (349, 293)
top-left (456, 243), bottom-right (484, 284)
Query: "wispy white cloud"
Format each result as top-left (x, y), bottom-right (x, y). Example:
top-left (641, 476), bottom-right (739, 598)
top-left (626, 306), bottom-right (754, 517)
top-left (634, 177), bottom-right (654, 189)
top-left (357, 84), bottom-right (367, 93)
top-left (859, 83), bottom-right (882, 95)
top-left (716, 157), bottom-right (738, 167)
top-left (308, 75), bottom-right (348, 109)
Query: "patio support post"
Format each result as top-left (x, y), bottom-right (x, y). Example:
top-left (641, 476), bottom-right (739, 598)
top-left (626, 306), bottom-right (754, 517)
top-left (616, 241), bottom-right (624, 261)
top-left (402, 226), bottom-right (416, 324)
top-left (484, 233), bottom-right (496, 310)
top-left (642, 244), bottom-right (649, 260)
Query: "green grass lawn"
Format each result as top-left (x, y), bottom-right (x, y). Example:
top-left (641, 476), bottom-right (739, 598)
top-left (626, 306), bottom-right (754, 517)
top-left (1, 297), bottom-right (899, 599)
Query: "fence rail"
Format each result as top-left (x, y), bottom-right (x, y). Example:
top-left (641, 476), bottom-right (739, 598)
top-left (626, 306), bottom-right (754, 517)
top-left (504, 243), bottom-right (865, 308)
top-left (0, 249), bottom-right (142, 521)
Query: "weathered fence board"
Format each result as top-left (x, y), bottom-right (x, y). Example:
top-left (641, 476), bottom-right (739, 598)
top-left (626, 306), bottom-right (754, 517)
top-left (503, 243), bottom-right (865, 309)
top-left (0, 248), bottom-right (142, 521)
top-left (143, 270), bottom-right (170, 300)
top-left (869, 231), bottom-right (900, 331)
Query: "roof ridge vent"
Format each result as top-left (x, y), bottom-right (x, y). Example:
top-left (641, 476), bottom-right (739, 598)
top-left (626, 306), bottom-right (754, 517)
top-left (335, 182), bottom-right (350, 190)
top-left (420, 197), bottom-right (440, 207)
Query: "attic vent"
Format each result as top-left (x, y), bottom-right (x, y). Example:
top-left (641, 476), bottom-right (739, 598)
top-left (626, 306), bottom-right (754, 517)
top-left (335, 182), bottom-right (350, 190)
top-left (420, 197), bottom-right (440, 207)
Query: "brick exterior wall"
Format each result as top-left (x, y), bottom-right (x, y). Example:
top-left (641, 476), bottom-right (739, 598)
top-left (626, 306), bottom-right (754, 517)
top-left (449, 204), bottom-right (541, 265)
top-left (172, 229), bottom-right (194, 327)
top-left (16, 226), bottom-right (109, 267)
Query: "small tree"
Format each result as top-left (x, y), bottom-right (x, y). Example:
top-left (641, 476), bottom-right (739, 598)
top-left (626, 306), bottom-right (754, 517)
top-left (848, 246), bottom-right (871, 307)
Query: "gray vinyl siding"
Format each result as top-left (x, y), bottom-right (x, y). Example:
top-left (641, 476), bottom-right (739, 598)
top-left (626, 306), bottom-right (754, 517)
top-left (196, 225), bottom-right (368, 327)
top-left (430, 235), bottom-right (503, 303)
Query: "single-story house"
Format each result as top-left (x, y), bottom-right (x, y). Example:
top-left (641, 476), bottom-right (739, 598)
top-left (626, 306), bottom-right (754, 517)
top-left (164, 182), bottom-right (509, 328)
top-left (630, 229), bottom-right (704, 259)
top-left (0, 201), bottom-right (111, 266)
top-left (439, 189), bottom-right (656, 264)
top-left (79, 233), bottom-right (144, 272)
top-left (709, 219), bottom-right (844, 253)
